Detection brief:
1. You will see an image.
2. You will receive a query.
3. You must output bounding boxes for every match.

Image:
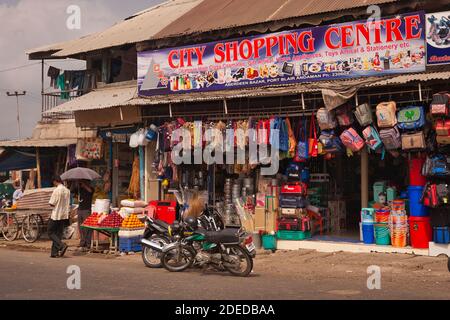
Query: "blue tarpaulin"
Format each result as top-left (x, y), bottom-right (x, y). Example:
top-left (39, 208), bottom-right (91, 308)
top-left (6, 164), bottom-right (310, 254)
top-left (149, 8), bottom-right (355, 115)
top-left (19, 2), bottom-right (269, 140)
top-left (0, 150), bottom-right (36, 172)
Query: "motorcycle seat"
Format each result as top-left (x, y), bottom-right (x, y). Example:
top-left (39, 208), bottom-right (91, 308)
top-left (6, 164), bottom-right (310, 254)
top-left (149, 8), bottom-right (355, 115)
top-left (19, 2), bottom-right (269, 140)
top-left (154, 219), bottom-right (170, 229)
top-left (204, 228), bottom-right (240, 244)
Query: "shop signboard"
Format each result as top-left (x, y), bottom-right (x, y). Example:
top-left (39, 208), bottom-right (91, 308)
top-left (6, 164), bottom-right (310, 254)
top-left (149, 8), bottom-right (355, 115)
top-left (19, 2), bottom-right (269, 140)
top-left (138, 11), bottom-right (426, 97)
top-left (426, 11), bottom-right (450, 65)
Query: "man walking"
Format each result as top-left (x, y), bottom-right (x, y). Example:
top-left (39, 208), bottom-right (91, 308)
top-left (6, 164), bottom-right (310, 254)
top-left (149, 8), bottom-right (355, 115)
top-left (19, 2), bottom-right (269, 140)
top-left (48, 175), bottom-right (70, 258)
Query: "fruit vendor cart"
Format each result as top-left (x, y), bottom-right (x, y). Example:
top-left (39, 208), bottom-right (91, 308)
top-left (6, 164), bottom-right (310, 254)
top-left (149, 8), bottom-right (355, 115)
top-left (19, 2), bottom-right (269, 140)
top-left (81, 211), bottom-right (124, 254)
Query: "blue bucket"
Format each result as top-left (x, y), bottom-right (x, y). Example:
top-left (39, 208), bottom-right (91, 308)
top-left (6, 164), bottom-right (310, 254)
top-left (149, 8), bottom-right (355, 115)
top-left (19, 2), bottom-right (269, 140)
top-left (408, 186), bottom-right (429, 217)
top-left (362, 223), bottom-right (375, 244)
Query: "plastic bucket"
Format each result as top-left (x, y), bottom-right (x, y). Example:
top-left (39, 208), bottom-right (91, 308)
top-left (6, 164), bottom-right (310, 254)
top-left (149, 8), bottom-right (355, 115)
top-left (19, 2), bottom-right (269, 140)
top-left (409, 158), bottom-right (426, 186)
top-left (262, 234), bottom-right (277, 250)
top-left (409, 216), bottom-right (432, 248)
top-left (374, 223), bottom-right (391, 245)
top-left (362, 223), bottom-right (375, 244)
top-left (408, 186), bottom-right (429, 217)
top-left (375, 209), bottom-right (390, 223)
top-left (361, 208), bottom-right (375, 223)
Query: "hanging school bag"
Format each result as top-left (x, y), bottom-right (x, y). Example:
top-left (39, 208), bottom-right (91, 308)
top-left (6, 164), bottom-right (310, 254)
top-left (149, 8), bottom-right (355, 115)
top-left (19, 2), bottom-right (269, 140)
top-left (401, 131), bottom-right (426, 150)
top-left (316, 107), bottom-right (337, 130)
top-left (294, 118), bottom-right (308, 162)
top-left (335, 103), bottom-right (354, 127)
top-left (308, 112), bottom-right (318, 157)
top-left (339, 128), bottom-right (365, 152)
top-left (397, 106), bottom-right (426, 131)
top-left (376, 101), bottom-right (397, 128)
top-left (379, 126), bottom-right (401, 150)
top-left (362, 125), bottom-right (383, 151)
top-left (319, 130), bottom-right (344, 154)
top-left (430, 92), bottom-right (450, 117)
top-left (422, 154), bottom-right (450, 177)
top-left (354, 103), bottom-right (373, 127)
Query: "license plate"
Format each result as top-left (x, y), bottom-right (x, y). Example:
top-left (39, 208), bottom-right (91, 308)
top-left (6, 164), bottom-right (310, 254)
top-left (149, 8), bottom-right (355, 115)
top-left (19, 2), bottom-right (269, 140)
top-left (246, 242), bottom-right (256, 252)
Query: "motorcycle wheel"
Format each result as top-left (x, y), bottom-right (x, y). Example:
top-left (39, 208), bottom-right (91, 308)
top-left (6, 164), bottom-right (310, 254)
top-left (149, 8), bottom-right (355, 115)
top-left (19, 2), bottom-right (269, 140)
top-left (141, 235), bottom-right (169, 268)
top-left (224, 245), bottom-right (253, 277)
top-left (161, 245), bottom-right (196, 272)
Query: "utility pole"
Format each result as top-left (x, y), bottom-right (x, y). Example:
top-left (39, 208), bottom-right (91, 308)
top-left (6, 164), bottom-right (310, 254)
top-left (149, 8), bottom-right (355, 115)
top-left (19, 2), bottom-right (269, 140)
top-left (6, 91), bottom-right (26, 139)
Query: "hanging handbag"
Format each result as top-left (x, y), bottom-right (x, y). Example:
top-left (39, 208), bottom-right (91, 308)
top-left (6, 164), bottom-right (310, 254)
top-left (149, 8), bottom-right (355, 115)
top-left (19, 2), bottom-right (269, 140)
top-left (316, 107), bottom-right (337, 130)
top-left (285, 118), bottom-right (297, 158)
top-left (401, 131), bottom-right (426, 150)
top-left (294, 118), bottom-right (308, 162)
top-left (308, 112), bottom-right (318, 157)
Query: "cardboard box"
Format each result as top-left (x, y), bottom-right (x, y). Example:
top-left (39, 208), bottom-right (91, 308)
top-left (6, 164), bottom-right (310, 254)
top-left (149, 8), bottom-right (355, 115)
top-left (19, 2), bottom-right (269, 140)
top-left (254, 206), bottom-right (277, 233)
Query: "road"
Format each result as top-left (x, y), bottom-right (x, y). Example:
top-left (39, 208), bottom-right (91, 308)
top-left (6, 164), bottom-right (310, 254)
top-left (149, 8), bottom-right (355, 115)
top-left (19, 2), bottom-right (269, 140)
top-left (0, 246), bottom-right (449, 300)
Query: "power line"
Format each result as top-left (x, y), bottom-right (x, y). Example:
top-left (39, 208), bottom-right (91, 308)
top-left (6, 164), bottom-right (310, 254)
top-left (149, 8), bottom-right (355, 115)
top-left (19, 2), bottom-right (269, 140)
top-left (0, 62), bottom-right (41, 73)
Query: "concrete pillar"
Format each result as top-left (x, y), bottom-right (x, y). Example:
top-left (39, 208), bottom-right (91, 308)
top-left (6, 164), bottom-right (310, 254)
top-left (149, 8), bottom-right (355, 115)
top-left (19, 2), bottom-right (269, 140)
top-left (361, 148), bottom-right (369, 209)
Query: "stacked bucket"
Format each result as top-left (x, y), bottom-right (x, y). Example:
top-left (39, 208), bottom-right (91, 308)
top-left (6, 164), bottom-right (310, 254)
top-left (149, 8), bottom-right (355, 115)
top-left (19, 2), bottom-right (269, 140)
top-left (374, 209), bottom-right (391, 245)
top-left (408, 157), bottom-right (432, 249)
top-left (361, 208), bottom-right (375, 244)
top-left (389, 200), bottom-right (408, 247)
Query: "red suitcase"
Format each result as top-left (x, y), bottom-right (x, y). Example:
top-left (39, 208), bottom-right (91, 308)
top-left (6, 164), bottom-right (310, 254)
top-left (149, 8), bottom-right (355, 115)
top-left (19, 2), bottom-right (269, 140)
top-left (280, 182), bottom-right (307, 196)
top-left (148, 200), bottom-right (177, 224)
top-left (277, 217), bottom-right (300, 231)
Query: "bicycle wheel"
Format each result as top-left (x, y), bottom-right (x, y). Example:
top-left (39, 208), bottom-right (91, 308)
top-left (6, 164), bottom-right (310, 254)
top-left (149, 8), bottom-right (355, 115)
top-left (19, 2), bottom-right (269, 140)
top-left (22, 214), bottom-right (41, 243)
top-left (1, 214), bottom-right (19, 241)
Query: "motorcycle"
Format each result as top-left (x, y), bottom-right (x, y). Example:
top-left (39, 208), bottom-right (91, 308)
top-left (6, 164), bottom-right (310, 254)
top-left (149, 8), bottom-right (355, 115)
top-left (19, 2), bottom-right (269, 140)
top-left (141, 187), bottom-right (224, 268)
top-left (158, 217), bottom-right (256, 277)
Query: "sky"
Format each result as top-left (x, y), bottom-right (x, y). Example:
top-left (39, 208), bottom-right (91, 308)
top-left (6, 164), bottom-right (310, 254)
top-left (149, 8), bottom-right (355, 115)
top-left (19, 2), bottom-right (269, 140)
top-left (0, 0), bottom-right (163, 140)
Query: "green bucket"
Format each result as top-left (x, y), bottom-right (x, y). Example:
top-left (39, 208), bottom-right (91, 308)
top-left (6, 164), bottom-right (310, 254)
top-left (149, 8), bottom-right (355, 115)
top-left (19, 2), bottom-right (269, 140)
top-left (262, 234), bottom-right (277, 250)
top-left (374, 223), bottom-right (391, 245)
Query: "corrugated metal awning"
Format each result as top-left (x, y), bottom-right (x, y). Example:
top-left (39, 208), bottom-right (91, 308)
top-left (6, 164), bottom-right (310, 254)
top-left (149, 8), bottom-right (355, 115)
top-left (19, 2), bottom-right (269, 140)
top-left (43, 70), bottom-right (450, 113)
top-left (43, 85), bottom-right (137, 114)
top-left (0, 139), bottom-right (77, 148)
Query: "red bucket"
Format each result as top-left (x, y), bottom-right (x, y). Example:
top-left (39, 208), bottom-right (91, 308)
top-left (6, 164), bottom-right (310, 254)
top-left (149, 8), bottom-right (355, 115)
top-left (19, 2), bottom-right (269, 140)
top-left (409, 158), bottom-right (426, 186)
top-left (409, 216), bottom-right (432, 249)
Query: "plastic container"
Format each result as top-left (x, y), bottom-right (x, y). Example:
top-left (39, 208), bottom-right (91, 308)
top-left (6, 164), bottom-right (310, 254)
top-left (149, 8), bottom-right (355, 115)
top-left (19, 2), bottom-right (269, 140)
top-left (408, 186), bottom-right (429, 217)
top-left (374, 223), bottom-right (391, 245)
top-left (276, 230), bottom-right (311, 241)
top-left (262, 234), bottom-right (277, 250)
top-left (119, 235), bottom-right (142, 253)
top-left (94, 199), bottom-right (111, 214)
top-left (375, 209), bottom-right (390, 223)
top-left (433, 227), bottom-right (450, 244)
top-left (373, 181), bottom-right (387, 203)
top-left (361, 208), bottom-right (375, 223)
top-left (362, 223), bottom-right (375, 244)
top-left (386, 187), bottom-right (397, 203)
top-left (409, 216), bottom-right (432, 248)
top-left (409, 158), bottom-right (426, 186)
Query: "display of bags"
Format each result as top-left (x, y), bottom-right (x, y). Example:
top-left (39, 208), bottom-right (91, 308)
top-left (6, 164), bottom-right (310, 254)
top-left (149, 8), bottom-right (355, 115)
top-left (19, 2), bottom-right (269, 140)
top-left (422, 154), bottom-right (450, 177)
top-left (279, 195), bottom-right (307, 208)
top-left (316, 108), bottom-right (337, 130)
top-left (422, 183), bottom-right (449, 208)
top-left (335, 103), bottom-right (354, 127)
top-left (376, 101), bottom-right (397, 128)
top-left (354, 103), bottom-right (373, 126)
top-left (397, 106), bottom-right (426, 130)
top-left (280, 182), bottom-right (307, 196)
top-left (362, 125), bottom-right (383, 151)
top-left (277, 217), bottom-right (300, 231)
top-left (401, 131), bottom-right (426, 150)
top-left (436, 135), bottom-right (450, 145)
top-left (379, 126), bottom-right (401, 150)
top-left (339, 128), bottom-right (365, 152)
top-left (430, 92), bottom-right (450, 117)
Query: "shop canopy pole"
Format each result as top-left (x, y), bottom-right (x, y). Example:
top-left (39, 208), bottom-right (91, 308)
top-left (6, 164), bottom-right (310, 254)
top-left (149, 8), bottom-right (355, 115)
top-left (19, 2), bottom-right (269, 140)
top-left (139, 146), bottom-right (145, 201)
top-left (418, 83), bottom-right (423, 102)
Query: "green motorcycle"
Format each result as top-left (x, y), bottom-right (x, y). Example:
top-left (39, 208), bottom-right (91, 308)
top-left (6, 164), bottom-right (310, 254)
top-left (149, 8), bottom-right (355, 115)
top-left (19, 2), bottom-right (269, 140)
top-left (160, 217), bottom-right (256, 277)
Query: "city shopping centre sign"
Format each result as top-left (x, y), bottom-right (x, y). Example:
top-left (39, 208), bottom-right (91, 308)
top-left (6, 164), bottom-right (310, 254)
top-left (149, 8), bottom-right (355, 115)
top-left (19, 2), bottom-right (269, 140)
top-left (138, 11), bottom-right (426, 96)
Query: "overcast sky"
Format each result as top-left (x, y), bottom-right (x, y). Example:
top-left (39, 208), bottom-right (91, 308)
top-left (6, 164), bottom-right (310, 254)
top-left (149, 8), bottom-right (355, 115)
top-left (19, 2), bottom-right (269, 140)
top-left (0, 0), bottom-right (163, 140)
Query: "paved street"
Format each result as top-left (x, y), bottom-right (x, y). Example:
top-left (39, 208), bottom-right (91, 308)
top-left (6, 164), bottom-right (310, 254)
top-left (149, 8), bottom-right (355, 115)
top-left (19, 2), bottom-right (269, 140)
top-left (0, 245), bottom-right (449, 300)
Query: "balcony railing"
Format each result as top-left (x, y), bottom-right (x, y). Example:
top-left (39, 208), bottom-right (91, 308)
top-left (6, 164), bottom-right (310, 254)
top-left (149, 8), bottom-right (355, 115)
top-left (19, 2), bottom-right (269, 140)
top-left (41, 90), bottom-right (88, 122)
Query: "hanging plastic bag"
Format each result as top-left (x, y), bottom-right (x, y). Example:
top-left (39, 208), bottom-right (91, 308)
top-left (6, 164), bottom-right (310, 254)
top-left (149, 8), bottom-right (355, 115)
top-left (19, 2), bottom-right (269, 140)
top-left (129, 131), bottom-right (139, 148)
top-left (137, 128), bottom-right (148, 146)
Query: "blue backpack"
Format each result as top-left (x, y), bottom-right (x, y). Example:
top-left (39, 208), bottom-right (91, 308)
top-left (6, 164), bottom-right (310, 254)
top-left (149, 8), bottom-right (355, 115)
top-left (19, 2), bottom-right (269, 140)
top-left (422, 154), bottom-right (450, 177)
top-left (397, 106), bottom-right (426, 131)
top-left (279, 118), bottom-right (289, 153)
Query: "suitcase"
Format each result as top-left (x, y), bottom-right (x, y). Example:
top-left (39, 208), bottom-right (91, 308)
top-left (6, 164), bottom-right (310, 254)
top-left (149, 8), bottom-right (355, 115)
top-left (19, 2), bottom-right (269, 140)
top-left (401, 131), bottom-right (426, 150)
top-left (280, 208), bottom-right (297, 216)
top-left (277, 217), bottom-right (300, 231)
top-left (280, 182), bottom-right (307, 196)
top-left (279, 195), bottom-right (307, 208)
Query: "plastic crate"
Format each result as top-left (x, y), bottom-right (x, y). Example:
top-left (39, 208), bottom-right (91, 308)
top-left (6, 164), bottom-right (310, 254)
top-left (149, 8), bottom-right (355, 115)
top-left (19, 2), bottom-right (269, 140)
top-left (277, 230), bottom-right (311, 241)
top-left (119, 235), bottom-right (143, 252)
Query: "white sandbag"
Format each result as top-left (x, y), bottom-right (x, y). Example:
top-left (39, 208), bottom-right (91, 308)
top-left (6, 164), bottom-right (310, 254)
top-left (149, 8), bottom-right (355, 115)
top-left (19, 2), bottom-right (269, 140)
top-left (94, 199), bottom-right (110, 214)
top-left (120, 199), bottom-right (147, 208)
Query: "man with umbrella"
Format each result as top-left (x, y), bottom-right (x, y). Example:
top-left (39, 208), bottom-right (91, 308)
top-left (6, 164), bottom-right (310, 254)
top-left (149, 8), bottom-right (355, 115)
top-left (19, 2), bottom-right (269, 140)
top-left (61, 167), bottom-right (101, 252)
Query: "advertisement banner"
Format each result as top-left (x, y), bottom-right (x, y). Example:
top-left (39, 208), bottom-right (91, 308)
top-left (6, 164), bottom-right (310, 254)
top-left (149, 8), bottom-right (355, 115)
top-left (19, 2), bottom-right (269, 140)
top-left (138, 11), bottom-right (426, 97)
top-left (426, 11), bottom-right (450, 65)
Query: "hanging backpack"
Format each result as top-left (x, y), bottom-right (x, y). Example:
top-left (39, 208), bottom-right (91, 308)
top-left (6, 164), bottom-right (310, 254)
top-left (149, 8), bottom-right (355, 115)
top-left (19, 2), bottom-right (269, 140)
top-left (316, 108), bottom-right (337, 130)
top-left (335, 103), bottom-right (354, 127)
top-left (294, 118), bottom-right (309, 162)
top-left (422, 154), bottom-right (450, 177)
top-left (376, 101), bottom-right (397, 128)
top-left (319, 130), bottom-right (344, 154)
top-left (340, 128), bottom-right (365, 152)
top-left (401, 131), bottom-right (426, 150)
top-left (430, 92), bottom-right (450, 117)
top-left (397, 106), bottom-right (426, 131)
top-left (379, 126), bottom-right (401, 150)
top-left (354, 103), bottom-right (373, 127)
top-left (362, 125), bottom-right (383, 151)
top-left (435, 119), bottom-right (450, 136)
